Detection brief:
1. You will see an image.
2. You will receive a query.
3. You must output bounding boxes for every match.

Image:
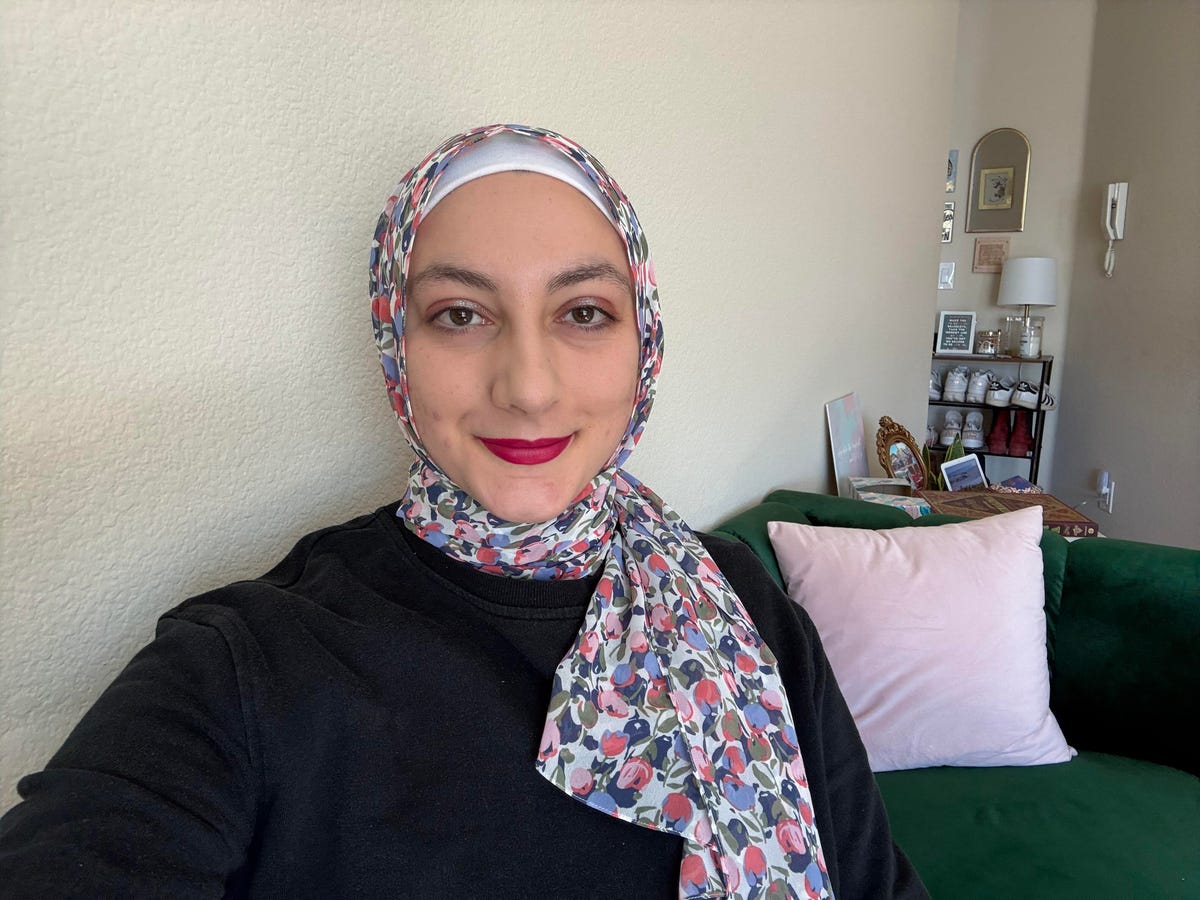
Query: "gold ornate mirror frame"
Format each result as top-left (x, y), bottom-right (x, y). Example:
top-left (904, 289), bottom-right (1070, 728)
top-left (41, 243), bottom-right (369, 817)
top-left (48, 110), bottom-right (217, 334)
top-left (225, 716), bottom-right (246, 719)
top-left (875, 416), bottom-right (929, 491)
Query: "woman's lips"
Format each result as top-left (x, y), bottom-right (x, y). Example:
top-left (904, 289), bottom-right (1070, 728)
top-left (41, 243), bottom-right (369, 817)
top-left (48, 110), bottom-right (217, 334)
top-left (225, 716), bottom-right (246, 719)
top-left (479, 436), bottom-right (572, 466)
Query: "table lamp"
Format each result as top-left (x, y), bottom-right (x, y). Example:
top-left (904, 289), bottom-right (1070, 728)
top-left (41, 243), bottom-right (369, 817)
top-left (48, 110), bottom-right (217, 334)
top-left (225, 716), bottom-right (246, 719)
top-left (997, 257), bottom-right (1057, 358)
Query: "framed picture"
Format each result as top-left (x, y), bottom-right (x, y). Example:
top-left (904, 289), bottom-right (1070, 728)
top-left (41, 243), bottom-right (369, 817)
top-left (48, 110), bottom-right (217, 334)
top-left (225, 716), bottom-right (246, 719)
top-left (942, 202), bottom-right (955, 243)
top-left (978, 167), bottom-right (1014, 209)
top-left (966, 127), bottom-right (1030, 233)
top-left (940, 453), bottom-right (988, 492)
top-left (937, 262), bottom-right (955, 290)
top-left (946, 149), bottom-right (958, 193)
top-left (971, 236), bottom-right (1010, 273)
top-left (875, 416), bottom-right (929, 491)
top-left (825, 392), bottom-right (869, 498)
top-left (935, 310), bottom-right (976, 355)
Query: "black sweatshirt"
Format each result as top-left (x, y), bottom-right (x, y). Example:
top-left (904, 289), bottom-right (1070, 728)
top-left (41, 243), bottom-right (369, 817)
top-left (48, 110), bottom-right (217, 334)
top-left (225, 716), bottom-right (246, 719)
top-left (0, 503), bottom-right (927, 899)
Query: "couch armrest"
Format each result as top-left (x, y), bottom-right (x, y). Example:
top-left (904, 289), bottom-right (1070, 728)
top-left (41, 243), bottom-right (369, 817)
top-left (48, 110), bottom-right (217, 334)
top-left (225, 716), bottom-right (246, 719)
top-left (708, 501), bottom-right (814, 589)
top-left (1051, 537), bottom-right (1200, 776)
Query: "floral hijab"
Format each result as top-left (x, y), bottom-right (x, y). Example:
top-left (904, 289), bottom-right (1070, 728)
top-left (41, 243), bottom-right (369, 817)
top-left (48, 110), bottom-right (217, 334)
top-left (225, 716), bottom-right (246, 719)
top-left (370, 124), bottom-right (832, 899)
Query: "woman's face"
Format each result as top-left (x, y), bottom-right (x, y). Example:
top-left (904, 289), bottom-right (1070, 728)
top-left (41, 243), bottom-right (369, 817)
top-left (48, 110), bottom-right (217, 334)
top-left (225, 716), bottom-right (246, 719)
top-left (405, 172), bottom-right (640, 523)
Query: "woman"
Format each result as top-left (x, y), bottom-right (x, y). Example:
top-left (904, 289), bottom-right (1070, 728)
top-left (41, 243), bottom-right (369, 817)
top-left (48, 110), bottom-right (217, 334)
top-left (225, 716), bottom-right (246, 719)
top-left (0, 125), bottom-right (926, 898)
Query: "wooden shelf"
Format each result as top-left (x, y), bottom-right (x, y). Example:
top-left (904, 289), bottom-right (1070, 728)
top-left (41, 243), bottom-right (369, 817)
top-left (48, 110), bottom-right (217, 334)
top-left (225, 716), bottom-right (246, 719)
top-left (927, 445), bottom-right (1033, 461)
top-left (929, 399), bottom-right (1050, 411)
top-left (932, 353), bottom-right (1054, 363)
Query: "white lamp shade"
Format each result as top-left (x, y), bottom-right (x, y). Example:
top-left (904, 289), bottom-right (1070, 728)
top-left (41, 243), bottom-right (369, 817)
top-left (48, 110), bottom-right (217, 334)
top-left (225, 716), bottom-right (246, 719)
top-left (998, 257), bottom-right (1058, 308)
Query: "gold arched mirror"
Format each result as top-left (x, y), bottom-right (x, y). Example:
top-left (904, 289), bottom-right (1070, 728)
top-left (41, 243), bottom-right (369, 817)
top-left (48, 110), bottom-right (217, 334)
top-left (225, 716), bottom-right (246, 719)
top-left (966, 127), bottom-right (1030, 233)
top-left (876, 416), bottom-right (929, 491)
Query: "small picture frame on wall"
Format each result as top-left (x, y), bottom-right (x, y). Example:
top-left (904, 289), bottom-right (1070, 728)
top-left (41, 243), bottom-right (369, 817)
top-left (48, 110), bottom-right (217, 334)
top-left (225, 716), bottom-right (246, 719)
top-left (935, 310), bottom-right (977, 355)
top-left (972, 236), bottom-right (1010, 273)
top-left (946, 150), bottom-right (958, 193)
top-left (978, 167), bottom-right (1015, 210)
top-left (942, 202), bottom-right (955, 243)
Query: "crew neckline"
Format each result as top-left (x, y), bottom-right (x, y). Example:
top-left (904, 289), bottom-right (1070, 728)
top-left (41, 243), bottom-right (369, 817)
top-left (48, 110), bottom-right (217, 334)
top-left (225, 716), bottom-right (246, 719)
top-left (381, 505), bottom-right (602, 614)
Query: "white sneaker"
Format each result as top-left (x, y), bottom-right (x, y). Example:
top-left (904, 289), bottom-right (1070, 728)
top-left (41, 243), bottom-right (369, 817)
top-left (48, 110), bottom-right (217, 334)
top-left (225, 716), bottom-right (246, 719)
top-left (929, 371), bottom-right (943, 401)
top-left (943, 367), bottom-right (969, 403)
top-left (1012, 381), bottom-right (1040, 409)
top-left (985, 377), bottom-right (1015, 407)
top-left (961, 411), bottom-right (984, 449)
top-left (1038, 386), bottom-right (1057, 410)
top-left (966, 370), bottom-right (992, 405)
top-left (939, 409), bottom-right (963, 446)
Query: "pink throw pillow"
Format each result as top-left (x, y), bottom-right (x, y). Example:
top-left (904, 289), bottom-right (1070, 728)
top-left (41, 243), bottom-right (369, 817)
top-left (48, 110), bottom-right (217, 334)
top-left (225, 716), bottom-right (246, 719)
top-left (768, 507), bottom-right (1074, 771)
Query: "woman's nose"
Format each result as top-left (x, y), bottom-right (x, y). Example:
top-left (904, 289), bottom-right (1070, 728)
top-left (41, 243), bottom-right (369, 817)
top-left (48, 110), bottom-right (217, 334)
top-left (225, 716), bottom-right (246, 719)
top-left (490, 324), bottom-right (561, 416)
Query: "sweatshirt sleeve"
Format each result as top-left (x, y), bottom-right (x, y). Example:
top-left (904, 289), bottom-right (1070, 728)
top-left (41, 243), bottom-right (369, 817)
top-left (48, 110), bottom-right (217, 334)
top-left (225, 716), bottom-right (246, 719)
top-left (788, 600), bottom-right (929, 899)
top-left (0, 612), bottom-right (261, 898)
top-left (700, 534), bottom-right (930, 900)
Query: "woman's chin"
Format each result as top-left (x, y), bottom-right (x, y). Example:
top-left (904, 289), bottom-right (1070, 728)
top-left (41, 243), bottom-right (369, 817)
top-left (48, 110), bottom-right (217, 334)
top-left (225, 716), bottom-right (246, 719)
top-left (473, 479), bottom-right (582, 525)
top-left (481, 495), bottom-right (573, 525)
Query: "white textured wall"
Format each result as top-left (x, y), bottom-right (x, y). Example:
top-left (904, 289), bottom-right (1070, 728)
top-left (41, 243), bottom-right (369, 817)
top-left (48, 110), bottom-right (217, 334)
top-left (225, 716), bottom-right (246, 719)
top-left (1055, 0), bottom-right (1200, 549)
top-left (937, 0), bottom-right (1096, 489)
top-left (0, 0), bottom-right (957, 806)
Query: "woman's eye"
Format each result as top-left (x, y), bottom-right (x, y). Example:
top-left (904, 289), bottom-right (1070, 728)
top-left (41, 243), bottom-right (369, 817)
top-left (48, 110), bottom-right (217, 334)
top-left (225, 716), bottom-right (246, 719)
top-left (565, 304), bottom-right (612, 327)
top-left (432, 306), bottom-right (484, 328)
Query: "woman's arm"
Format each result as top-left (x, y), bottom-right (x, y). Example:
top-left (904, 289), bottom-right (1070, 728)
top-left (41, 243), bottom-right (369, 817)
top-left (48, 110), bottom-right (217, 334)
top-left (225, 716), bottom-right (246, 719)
top-left (0, 613), bottom-right (260, 898)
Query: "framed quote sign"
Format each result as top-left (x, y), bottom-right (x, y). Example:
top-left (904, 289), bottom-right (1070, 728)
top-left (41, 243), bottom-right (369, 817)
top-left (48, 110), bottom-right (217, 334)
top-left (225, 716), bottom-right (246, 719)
top-left (935, 311), bottom-right (977, 355)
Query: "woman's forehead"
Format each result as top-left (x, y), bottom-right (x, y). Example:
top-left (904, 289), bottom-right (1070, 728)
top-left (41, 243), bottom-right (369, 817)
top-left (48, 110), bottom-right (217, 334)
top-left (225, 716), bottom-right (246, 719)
top-left (409, 172), bottom-right (629, 272)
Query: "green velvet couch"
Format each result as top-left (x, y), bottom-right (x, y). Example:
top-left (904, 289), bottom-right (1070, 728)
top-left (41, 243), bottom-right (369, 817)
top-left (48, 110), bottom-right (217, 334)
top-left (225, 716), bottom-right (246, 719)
top-left (711, 489), bottom-right (1200, 899)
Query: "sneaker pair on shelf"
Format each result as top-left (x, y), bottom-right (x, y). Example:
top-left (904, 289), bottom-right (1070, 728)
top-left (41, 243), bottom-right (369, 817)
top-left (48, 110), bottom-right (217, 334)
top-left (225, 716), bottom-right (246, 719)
top-left (939, 410), bottom-right (984, 449)
top-left (942, 366), bottom-right (969, 402)
top-left (984, 378), bottom-right (1057, 410)
top-left (1012, 382), bottom-right (1058, 410)
top-left (985, 377), bottom-right (1016, 407)
top-left (966, 370), bottom-right (992, 405)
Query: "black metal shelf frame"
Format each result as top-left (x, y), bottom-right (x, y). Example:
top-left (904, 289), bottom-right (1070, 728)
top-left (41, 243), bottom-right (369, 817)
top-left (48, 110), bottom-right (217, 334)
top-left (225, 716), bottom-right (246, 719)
top-left (929, 355), bottom-right (1054, 483)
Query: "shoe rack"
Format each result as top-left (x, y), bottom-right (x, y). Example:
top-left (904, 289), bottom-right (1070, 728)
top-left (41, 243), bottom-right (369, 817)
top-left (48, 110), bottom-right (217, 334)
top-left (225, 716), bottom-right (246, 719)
top-left (928, 353), bottom-right (1055, 484)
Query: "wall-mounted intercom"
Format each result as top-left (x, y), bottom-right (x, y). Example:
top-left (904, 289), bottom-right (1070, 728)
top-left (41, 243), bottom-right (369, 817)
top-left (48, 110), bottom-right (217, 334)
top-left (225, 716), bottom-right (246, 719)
top-left (1103, 182), bottom-right (1128, 277)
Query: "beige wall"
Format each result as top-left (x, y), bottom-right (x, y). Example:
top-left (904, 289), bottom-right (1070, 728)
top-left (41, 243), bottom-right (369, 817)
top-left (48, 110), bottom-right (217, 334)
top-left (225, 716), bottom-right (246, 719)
top-left (0, 1), bottom-right (959, 806)
top-left (938, 0), bottom-right (1096, 488)
top-left (1054, 0), bottom-right (1200, 549)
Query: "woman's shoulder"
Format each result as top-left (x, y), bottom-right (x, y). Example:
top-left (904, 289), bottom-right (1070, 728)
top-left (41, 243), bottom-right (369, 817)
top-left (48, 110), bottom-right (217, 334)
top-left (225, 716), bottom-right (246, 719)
top-left (695, 530), bottom-right (821, 664)
top-left (696, 530), bottom-right (789, 612)
top-left (162, 502), bottom-right (425, 640)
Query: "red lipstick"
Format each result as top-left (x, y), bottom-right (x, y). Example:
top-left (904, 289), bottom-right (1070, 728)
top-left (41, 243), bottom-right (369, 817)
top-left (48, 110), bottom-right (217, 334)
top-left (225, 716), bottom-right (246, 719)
top-left (479, 436), bottom-right (572, 466)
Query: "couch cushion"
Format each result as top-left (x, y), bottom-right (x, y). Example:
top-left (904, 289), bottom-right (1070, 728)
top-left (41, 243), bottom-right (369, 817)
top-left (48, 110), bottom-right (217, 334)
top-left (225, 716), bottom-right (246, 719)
top-left (877, 752), bottom-right (1200, 898)
top-left (1053, 537), bottom-right (1200, 777)
top-left (768, 508), bottom-right (1073, 771)
top-left (750, 492), bottom-right (1071, 667)
top-left (763, 489), bottom-right (913, 529)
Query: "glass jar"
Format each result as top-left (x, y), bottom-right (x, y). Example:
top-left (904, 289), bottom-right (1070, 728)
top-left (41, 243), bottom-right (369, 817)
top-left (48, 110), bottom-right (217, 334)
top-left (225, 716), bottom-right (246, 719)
top-left (1001, 315), bottom-right (1025, 356)
top-left (1018, 316), bottom-right (1045, 359)
top-left (974, 330), bottom-right (1002, 356)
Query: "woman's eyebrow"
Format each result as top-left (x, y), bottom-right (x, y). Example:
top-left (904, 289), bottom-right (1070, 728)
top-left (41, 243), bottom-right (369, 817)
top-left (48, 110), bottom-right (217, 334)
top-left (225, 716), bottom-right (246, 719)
top-left (407, 264), bottom-right (499, 293)
top-left (408, 261), bottom-right (632, 296)
top-left (546, 262), bottom-right (632, 295)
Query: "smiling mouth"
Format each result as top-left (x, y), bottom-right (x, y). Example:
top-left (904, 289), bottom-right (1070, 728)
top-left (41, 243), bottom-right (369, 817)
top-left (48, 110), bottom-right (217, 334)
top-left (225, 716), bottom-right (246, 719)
top-left (479, 436), bottom-right (573, 466)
